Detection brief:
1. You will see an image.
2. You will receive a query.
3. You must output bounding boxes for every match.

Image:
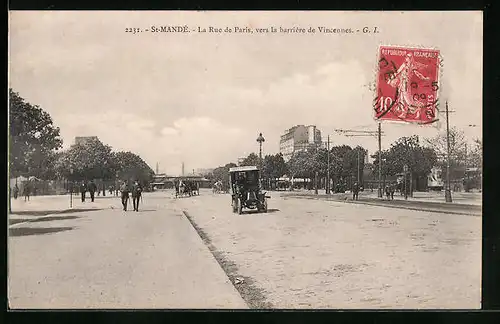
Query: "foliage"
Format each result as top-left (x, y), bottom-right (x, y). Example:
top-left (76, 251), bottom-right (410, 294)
top-left (372, 135), bottom-right (438, 181)
top-left (240, 153), bottom-right (260, 167)
top-left (211, 163), bottom-right (238, 187)
top-left (467, 139), bottom-right (482, 169)
top-left (113, 151), bottom-right (155, 184)
top-left (287, 150), bottom-right (316, 178)
top-left (262, 153), bottom-right (288, 179)
top-left (9, 89), bottom-right (63, 179)
top-left (55, 138), bottom-right (115, 181)
top-left (424, 127), bottom-right (466, 166)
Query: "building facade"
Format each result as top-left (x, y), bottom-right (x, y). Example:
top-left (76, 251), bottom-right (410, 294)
top-left (279, 125), bottom-right (322, 162)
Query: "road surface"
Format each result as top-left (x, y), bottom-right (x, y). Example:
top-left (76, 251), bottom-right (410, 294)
top-left (8, 190), bottom-right (480, 309)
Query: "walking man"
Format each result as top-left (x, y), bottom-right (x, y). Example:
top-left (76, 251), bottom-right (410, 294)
top-left (13, 184), bottom-right (19, 199)
top-left (24, 182), bottom-right (31, 201)
top-left (88, 180), bottom-right (97, 202)
top-left (131, 180), bottom-right (143, 212)
top-left (352, 182), bottom-right (360, 201)
top-left (390, 184), bottom-right (395, 200)
top-left (80, 181), bottom-right (87, 202)
top-left (120, 181), bottom-right (130, 211)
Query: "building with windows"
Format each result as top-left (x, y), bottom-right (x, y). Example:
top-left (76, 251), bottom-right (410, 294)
top-left (74, 136), bottom-right (99, 145)
top-left (279, 125), bottom-right (322, 162)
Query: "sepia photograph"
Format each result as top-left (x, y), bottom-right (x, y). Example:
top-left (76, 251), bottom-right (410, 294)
top-left (8, 11), bottom-right (482, 309)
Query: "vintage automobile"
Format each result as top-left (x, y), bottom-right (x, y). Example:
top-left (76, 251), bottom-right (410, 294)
top-left (229, 166), bottom-right (269, 214)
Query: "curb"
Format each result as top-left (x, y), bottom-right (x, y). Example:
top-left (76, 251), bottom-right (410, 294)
top-left (182, 210), bottom-right (272, 309)
top-left (283, 195), bottom-right (481, 217)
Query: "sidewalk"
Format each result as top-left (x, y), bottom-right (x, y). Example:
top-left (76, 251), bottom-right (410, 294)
top-left (281, 190), bottom-right (481, 216)
top-left (9, 194), bottom-right (121, 219)
top-left (8, 197), bottom-right (248, 309)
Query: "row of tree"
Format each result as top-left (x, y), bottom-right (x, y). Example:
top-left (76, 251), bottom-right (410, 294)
top-left (204, 129), bottom-right (482, 191)
top-left (9, 89), bottom-right (154, 185)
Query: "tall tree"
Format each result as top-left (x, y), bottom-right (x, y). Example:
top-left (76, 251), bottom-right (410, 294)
top-left (373, 135), bottom-right (438, 190)
top-left (212, 162), bottom-right (237, 189)
top-left (262, 153), bottom-right (288, 180)
top-left (9, 89), bottom-right (63, 179)
top-left (113, 151), bottom-right (155, 184)
top-left (55, 138), bottom-right (115, 182)
top-left (424, 127), bottom-right (466, 169)
top-left (240, 153), bottom-right (260, 167)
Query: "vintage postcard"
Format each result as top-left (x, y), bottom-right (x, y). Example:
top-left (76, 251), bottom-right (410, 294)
top-left (8, 11), bottom-right (482, 309)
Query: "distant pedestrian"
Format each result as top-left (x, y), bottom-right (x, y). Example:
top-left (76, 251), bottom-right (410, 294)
top-left (120, 181), bottom-right (130, 211)
top-left (385, 185), bottom-right (391, 200)
top-left (13, 184), bottom-right (19, 199)
top-left (23, 182), bottom-right (31, 201)
top-left (80, 181), bottom-right (87, 202)
top-left (352, 182), bottom-right (360, 201)
top-left (88, 180), bottom-right (97, 202)
top-left (131, 180), bottom-right (143, 212)
top-left (390, 184), bottom-right (395, 200)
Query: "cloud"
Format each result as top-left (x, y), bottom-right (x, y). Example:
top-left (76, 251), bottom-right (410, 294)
top-left (9, 11), bottom-right (482, 174)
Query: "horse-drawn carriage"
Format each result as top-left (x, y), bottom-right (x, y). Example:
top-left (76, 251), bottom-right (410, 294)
top-left (174, 178), bottom-right (200, 198)
top-left (229, 166), bottom-right (269, 214)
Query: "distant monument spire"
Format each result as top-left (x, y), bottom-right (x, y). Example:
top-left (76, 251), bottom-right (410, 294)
top-left (182, 162), bottom-right (185, 176)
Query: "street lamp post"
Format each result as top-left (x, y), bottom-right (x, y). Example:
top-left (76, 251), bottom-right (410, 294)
top-left (357, 149), bottom-right (360, 185)
top-left (445, 101), bottom-right (453, 203)
top-left (403, 164), bottom-right (408, 200)
top-left (326, 135), bottom-right (330, 194)
top-left (69, 168), bottom-right (74, 208)
top-left (256, 133), bottom-right (265, 180)
top-left (378, 122), bottom-right (383, 198)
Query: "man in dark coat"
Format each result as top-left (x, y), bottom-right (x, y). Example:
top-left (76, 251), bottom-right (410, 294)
top-left (80, 181), bottom-right (87, 202)
top-left (88, 180), bottom-right (97, 202)
top-left (120, 181), bottom-right (130, 211)
top-left (352, 182), bottom-right (360, 201)
top-left (131, 180), bottom-right (143, 212)
top-left (13, 184), bottom-right (19, 199)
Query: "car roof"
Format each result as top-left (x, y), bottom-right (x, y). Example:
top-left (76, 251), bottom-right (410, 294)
top-left (229, 166), bottom-right (259, 172)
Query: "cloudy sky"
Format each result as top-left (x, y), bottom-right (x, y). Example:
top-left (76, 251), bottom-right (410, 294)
top-left (9, 11), bottom-right (482, 175)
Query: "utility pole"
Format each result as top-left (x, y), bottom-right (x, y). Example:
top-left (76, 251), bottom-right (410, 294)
top-left (334, 126), bottom-right (384, 197)
top-left (326, 135), bottom-right (330, 194)
top-left (378, 122), bottom-right (382, 198)
top-left (357, 149), bottom-right (360, 185)
top-left (445, 101), bottom-right (453, 202)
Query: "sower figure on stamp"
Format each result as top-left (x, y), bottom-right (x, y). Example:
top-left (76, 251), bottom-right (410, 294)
top-left (80, 181), bottom-right (87, 202)
top-left (88, 180), bottom-right (97, 202)
top-left (131, 180), bottom-right (143, 212)
top-left (120, 181), bottom-right (130, 211)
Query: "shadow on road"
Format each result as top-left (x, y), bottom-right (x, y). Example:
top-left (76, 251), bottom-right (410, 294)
top-left (9, 226), bottom-right (75, 237)
top-left (238, 209), bottom-right (280, 215)
top-left (10, 208), bottom-right (102, 217)
top-left (9, 219), bottom-right (29, 226)
top-left (28, 216), bottom-right (81, 223)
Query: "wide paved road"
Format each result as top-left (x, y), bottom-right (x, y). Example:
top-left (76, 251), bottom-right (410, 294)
top-left (176, 189), bottom-right (481, 309)
top-left (9, 190), bottom-right (481, 309)
top-left (8, 192), bottom-right (247, 309)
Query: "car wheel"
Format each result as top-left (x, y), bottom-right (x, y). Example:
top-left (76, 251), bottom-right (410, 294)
top-left (237, 198), bottom-right (243, 215)
top-left (232, 198), bottom-right (238, 213)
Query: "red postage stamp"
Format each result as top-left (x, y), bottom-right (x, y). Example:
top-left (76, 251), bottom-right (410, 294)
top-left (374, 46), bottom-right (441, 124)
